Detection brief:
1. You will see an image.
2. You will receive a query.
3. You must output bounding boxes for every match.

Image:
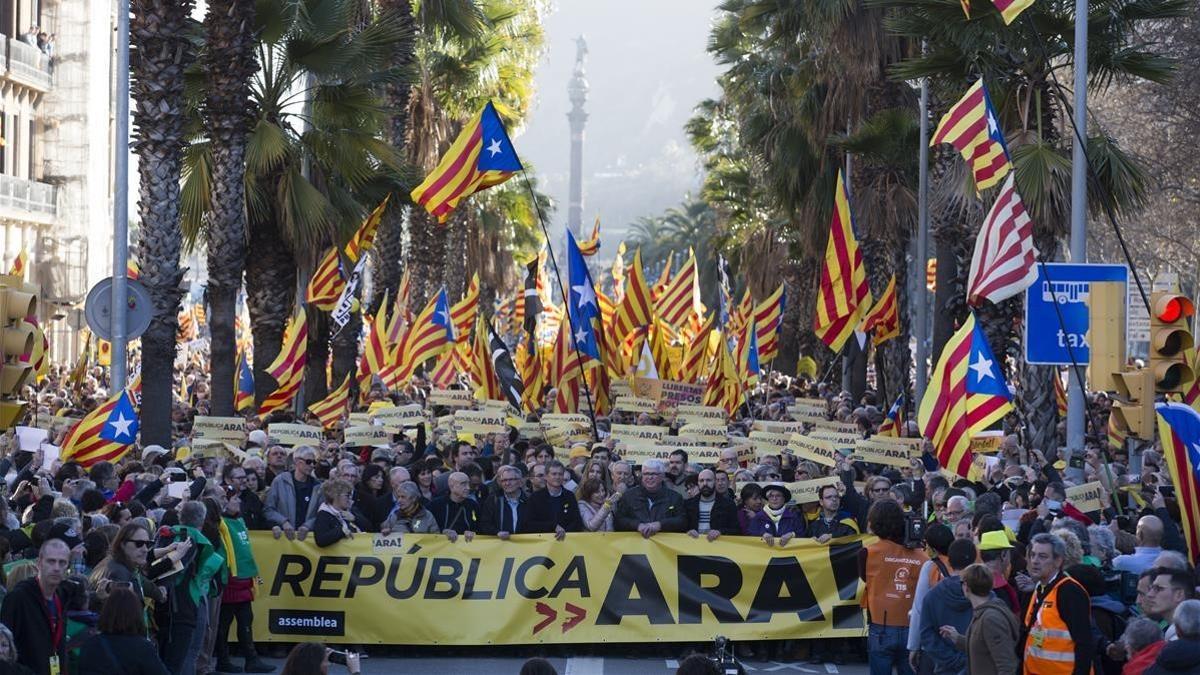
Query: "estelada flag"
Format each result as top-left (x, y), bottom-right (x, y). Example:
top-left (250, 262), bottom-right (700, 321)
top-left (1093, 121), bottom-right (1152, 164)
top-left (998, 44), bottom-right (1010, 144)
top-left (411, 102), bottom-right (522, 223)
top-left (1155, 401), bottom-right (1200, 561)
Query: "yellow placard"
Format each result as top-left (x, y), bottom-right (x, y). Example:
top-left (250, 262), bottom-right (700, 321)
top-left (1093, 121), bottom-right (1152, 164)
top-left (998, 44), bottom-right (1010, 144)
top-left (621, 445), bottom-right (724, 466)
top-left (453, 410), bottom-right (507, 435)
top-left (811, 419), bottom-right (861, 434)
top-left (751, 420), bottom-right (806, 434)
top-left (192, 416), bottom-right (248, 443)
top-left (541, 413), bottom-right (592, 428)
top-left (249, 531), bottom-right (873, 645)
top-left (370, 404), bottom-right (426, 432)
top-left (968, 431), bottom-right (1004, 454)
top-left (658, 380), bottom-right (706, 411)
top-left (269, 423), bottom-right (325, 447)
top-left (677, 424), bottom-right (729, 445)
top-left (1066, 481), bottom-right (1105, 513)
top-left (516, 422), bottom-right (544, 439)
top-left (853, 438), bottom-right (921, 468)
top-left (347, 412), bottom-right (372, 427)
top-left (610, 424), bottom-right (668, 445)
top-left (675, 405), bottom-right (727, 426)
top-left (788, 435), bottom-right (840, 468)
top-left (614, 396), bottom-right (658, 414)
top-left (343, 426), bottom-right (392, 446)
top-left (610, 379), bottom-right (634, 400)
top-left (748, 430), bottom-right (793, 452)
top-left (631, 377), bottom-right (664, 402)
top-left (809, 430), bottom-right (862, 451)
top-left (430, 389), bottom-right (474, 408)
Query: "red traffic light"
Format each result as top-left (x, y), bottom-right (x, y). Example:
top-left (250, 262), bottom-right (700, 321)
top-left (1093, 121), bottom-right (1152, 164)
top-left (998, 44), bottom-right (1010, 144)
top-left (1153, 294), bottom-right (1194, 323)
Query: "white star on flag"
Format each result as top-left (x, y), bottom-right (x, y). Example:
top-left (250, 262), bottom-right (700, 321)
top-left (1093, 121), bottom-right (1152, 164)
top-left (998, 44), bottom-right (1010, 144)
top-left (487, 138), bottom-right (503, 157)
top-left (108, 413), bottom-right (134, 439)
top-left (574, 326), bottom-right (588, 346)
top-left (573, 282), bottom-right (597, 309)
top-left (969, 353), bottom-right (995, 383)
top-left (437, 308), bottom-right (451, 325)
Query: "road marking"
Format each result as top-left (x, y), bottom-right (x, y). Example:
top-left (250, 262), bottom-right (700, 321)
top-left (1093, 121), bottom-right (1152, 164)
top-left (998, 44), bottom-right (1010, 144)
top-left (564, 656), bottom-right (604, 675)
top-left (824, 664), bottom-right (839, 674)
top-left (665, 660), bottom-right (679, 669)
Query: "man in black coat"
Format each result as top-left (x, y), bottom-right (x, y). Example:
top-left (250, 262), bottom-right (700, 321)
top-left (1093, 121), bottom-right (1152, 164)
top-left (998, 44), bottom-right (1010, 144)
top-left (429, 471), bottom-right (480, 542)
top-left (685, 469), bottom-right (740, 540)
top-left (0, 538), bottom-right (70, 675)
top-left (478, 465), bottom-right (532, 538)
top-left (613, 459), bottom-right (687, 536)
top-left (526, 460), bottom-right (582, 540)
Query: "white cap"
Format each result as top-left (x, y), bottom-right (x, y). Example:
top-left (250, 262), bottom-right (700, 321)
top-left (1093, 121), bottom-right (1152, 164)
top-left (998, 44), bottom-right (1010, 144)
top-left (247, 429), bottom-right (270, 447)
top-left (142, 444), bottom-right (169, 461)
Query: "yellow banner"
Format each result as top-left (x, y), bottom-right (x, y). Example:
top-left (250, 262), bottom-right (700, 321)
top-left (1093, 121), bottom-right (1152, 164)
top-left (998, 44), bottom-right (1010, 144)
top-left (249, 532), bottom-right (872, 645)
top-left (192, 416), bottom-right (248, 443)
top-left (454, 409), bottom-right (507, 435)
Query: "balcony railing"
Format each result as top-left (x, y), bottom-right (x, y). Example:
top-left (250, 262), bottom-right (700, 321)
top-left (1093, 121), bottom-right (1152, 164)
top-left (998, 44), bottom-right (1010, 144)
top-left (7, 38), bottom-right (50, 90)
top-left (0, 174), bottom-right (57, 217)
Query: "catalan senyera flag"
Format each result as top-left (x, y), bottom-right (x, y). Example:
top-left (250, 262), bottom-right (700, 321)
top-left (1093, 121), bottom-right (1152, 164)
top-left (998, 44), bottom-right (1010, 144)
top-left (611, 242), bottom-right (627, 302)
top-left (877, 395), bottom-right (904, 437)
top-left (126, 260), bottom-right (140, 280)
top-left (728, 288), bottom-right (754, 338)
top-left (1054, 369), bottom-right (1067, 418)
top-left (932, 79), bottom-right (1012, 191)
top-left (614, 248), bottom-right (655, 344)
top-left (1154, 401), bottom-right (1200, 561)
top-left (235, 350), bottom-right (254, 412)
top-left (519, 334), bottom-right (545, 412)
top-left (259, 308), bottom-right (308, 417)
top-left (1107, 410), bottom-right (1127, 450)
top-left (966, 173), bottom-right (1038, 307)
top-left (655, 249), bottom-right (699, 328)
top-left (859, 275), bottom-right (900, 346)
top-left (681, 313), bottom-right (714, 384)
top-left (753, 284), bottom-right (786, 363)
top-left (990, 0), bottom-right (1033, 24)
top-left (551, 318), bottom-right (585, 414)
top-left (344, 196), bottom-right (388, 265)
top-left (652, 252), bottom-right (674, 301)
top-left (703, 335), bottom-right (743, 417)
top-left (451, 273), bottom-right (480, 342)
top-left (471, 315), bottom-right (500, 401)
top-left (410, 101), bottom-right (522, 223)
top-left (813, 171), bottom-right (872, 352)
top-left (308, 374), bottom-right (351, 429)
top-left (577, 216), bottom-right (601, 257)
top-left (918, 312), bottom-right (1013, 478)
top-left (60, 388), bottom-right (140, 468)
top-left (8, 249), bottom-right (27, 279)
top-left (306, 247), bottom-right (344, 311)
top-left (358, 299), bottom-right (391, 394)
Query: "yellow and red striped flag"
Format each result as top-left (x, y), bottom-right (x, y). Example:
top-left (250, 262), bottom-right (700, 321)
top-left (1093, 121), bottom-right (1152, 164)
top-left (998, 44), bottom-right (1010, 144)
top-left (126, 259), bottom-right (140, 280)
top-left (680, 314), bottom-right (714, 384)
top-left (518, 334), bottom-right (545, 412)
top-left (344, 196), bottom-right (388, 265)
top-left (551, 318), bottom-right (585, 414)
top-left (60, 388), bottom-right (140, 468)
top-left (859, 275), bottom-right (900, 346)
top-left (918, 312), bottom-right (1013, 478)
top-left (258, 308), bottom-right (308, 417)
top-left (611, 242), bottom-right (627, 302)
top-left (703, 336), bottom-right (742, 417)
top-left (728, 288), bottom-right (754, 338)
top-left (357, 299), bottom-right (391, 395)
top-left (308, 374), bottom-right (351, 429)
top-left (387, 288), bottom-right (455, 388)
top-left (470, 315), bottom-right (500, 401)
top-left (8, 249), bottom-right (27, 279)
top-left (1107, 410), bottom-right (1127, 450)
top-left (655, 249), bottom-right (699, 328)
top-left (450, 273), bottom-right (480, 341)
top-left (932, 79), bottom-right (1012, 191)
top-left (306, 247), bottom-right (343, 311)
top-left (814, 171), bottom-right (872, 352)
top-left (410, 102), bottom-right (521, 223)
top-left (577, 216), bottom-right (601, 257)
top-left (652, 252), bottom-right (674, 301)
top-left (753, 283), bottom-right (786, 363)
top-left (990, 0), bottom-right (1033, 24)
top-left (614, 249), bottom-right (655, 344)
top-left (428, 348), bottom-right (460, 389)
top-left (1054, 369), bottom-right (1067, 418)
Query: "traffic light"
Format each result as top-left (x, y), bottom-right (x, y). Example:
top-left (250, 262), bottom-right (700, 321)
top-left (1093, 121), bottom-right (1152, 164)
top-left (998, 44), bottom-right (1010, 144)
top-left (0, 276), bottom-right (35, 430)
top-left (1149, 291), bottom-right (1194, 393)
top-left (1110, 368), bottom-right (1154, 438)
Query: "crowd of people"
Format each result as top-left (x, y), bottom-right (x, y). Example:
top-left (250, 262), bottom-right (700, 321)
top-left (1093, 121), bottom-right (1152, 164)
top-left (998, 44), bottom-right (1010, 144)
top-left (0, 360), bottom-right (1197, 675)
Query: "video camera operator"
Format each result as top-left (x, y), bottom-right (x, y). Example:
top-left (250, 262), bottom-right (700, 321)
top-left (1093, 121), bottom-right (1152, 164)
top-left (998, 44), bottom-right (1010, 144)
top-left (860, 499), bottom-right (926, 675)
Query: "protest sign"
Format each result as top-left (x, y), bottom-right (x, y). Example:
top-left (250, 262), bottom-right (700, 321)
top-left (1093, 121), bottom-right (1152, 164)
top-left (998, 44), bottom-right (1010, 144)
top-left (968, 431), bottom-right (1004, 454)
top-left (809, 430), bottom-right (862, 452)
top-left (370, 405), bottom-right (426, 432)
top-left (613, 396), bottom-right (658, 414)
top-left (430, 389), bottom-right (474, 408)
top-left (269, 423), bottom-right (325, 447)
top-left (1066, 482), bottom-right (1105, 513)
top-left (453, 410), bottom-right (507, 435)
top-left (675, 404), bottom-right (727, 426)
top-left (853, 437), bottom-right (920, 468)
top-left (344, 426), bottom-right (392, 446)
top-left (192, 416), bottom-right (248, 444)
top-left (751, 475), bottom-right (841, 504)
top-left (788, 435), bottom-right (840, 467)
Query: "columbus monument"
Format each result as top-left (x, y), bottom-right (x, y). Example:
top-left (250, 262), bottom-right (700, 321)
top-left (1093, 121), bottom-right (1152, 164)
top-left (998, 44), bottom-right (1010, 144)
top-left (566, 35), bottom-right (589, 239)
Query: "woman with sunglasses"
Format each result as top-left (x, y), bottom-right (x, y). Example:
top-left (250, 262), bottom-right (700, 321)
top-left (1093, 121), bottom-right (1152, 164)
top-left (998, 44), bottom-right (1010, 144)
top-left (90, 522), bottom-right (169, 620)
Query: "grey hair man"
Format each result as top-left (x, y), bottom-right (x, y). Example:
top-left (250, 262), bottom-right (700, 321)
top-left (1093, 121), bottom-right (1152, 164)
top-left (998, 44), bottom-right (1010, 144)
top-left (612, 459), bottom-right (686, 538)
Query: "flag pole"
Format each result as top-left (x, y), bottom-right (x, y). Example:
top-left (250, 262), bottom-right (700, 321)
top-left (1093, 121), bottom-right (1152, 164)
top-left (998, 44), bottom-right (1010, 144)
top-left (515, 165), bottom-right (600, 442)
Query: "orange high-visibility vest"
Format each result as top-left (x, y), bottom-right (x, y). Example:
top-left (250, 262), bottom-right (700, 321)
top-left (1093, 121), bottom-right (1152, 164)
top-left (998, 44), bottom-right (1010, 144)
top-left (862, 538), bottom-right (925, 626)
top-left (1023, 574), bottom-right (1089, 674)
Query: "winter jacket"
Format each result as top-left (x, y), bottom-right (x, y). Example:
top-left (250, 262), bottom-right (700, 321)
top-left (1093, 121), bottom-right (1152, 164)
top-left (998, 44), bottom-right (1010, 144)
top-left (263, 471), bottom-right (323, 530)
top-left (746, 507), bottom-right (806, 538)
top-left (613, 485), bottom-right (687, 532)
top-left (0, 578), bottom-right (68, 675)
top-left (526, 488), bottom-right (583, 533)
top-left (77, 634), bottom-right (169, 675)
top-left (1125, 642), bottom-right (1167, 675)
top-left (919, 574), bottom-right (974, 675)
top-left (805, 510), bottom-right (860, 539)
top-left (429, 495), bottom-right (480, 533)
top-left (1146, 638), bottom-right (1200, 675)
top-left (955, 597), bottom-right (1020, 675)
top-left (477, 492), bottom-right (532, 536)
top-left (381, 507), bottom-right (439, 535)
top-left (684, 495), bottom-right (740, 535)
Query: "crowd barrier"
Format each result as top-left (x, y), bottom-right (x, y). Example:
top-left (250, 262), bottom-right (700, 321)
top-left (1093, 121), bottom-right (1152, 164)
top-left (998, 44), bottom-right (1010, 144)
top-left (247, 531), bottom-right (875, 645)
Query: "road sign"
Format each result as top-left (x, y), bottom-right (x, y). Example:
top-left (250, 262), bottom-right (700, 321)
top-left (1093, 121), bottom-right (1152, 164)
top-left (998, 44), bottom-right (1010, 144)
top-left (84, 277), bottom-right (153, 341)
top-left (1024, 263), bottom-right (1128, 365)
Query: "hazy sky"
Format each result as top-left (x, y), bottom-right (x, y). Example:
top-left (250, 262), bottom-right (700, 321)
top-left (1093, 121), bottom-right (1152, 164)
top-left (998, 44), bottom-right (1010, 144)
top-left (518, 1), bottom-right (724, 257)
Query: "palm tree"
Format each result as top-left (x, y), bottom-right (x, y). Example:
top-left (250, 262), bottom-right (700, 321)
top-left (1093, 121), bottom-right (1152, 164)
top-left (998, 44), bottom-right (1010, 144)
top-left (182, 0), bottom-right (410, 405)
top-left (201, 0), bottom-right (258, 416)
top-left (879, 0), bottom-right (1182, 452)
top-left (131, 0), bottom-right (197, 444)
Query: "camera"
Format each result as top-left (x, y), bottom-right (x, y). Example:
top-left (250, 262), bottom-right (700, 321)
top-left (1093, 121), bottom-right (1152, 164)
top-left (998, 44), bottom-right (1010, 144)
top-left (904, 510), bottom-right (926, 548)
top-left (710, 636), bottom-right (746, 675)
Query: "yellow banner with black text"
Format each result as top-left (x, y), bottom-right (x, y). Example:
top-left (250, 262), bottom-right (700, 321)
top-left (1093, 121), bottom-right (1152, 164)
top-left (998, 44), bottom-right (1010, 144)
top-left (248, 532), bottom-right (873, 645)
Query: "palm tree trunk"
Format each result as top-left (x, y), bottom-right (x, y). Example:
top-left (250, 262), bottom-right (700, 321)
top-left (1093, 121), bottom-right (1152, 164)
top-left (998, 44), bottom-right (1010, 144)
top-left (406, 206), bottom-right (447, 307)
top-left (202, 0), bottom-right (256, 416)
top-left (304, 309), bottom-right (330, 406)
top-left (245, 206), bottom-right (297, 406)
top-left (130, 0), bottom-right (196, 444)
top-left (442, 211), bottom-right (469, 298)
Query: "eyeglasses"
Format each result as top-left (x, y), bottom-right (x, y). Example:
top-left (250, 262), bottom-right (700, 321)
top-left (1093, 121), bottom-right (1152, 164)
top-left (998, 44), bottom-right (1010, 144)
top-left (295, 457), bottom-right (314, 465)
top-left (128, 539), bottom-right (151, 549)
top-left (765, 473), bottom-right (781, 480)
